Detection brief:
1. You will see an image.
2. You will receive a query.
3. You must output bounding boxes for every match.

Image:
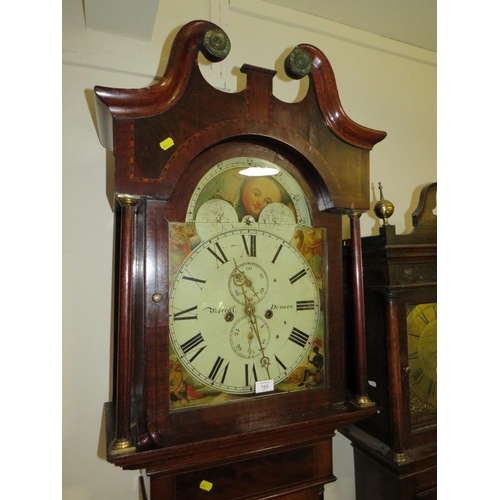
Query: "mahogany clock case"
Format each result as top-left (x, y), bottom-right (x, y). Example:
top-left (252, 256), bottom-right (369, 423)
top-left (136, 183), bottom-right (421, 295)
top-left (94, 19), bottom-right (386, 488)
top-left (357, 286), bottom-right (437, 450)
top-left (358, 184), bottom-right (436, 450)
top-left (127, 144), bottom-right (346, 448)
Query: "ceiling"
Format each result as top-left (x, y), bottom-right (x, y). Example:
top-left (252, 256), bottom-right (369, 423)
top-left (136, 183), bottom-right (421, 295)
top-left (83, 0), bottom-right (437, 52)
top-left (264, 0), bottom-right (436, 52)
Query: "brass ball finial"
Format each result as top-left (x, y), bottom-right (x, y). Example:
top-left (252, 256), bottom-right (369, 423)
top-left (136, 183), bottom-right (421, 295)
top-left (374, 182), bottom-right (395, 225)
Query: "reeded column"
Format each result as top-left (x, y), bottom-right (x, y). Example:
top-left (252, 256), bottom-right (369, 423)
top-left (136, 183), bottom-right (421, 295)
top-left (346, 210), bottom-right (375, 408)
top-left (110, 193), bottom-right (141, 456)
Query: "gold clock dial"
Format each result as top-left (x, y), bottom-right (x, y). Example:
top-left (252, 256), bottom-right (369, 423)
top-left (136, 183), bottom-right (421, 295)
top-left (406, 302), bottom-right (437, 409)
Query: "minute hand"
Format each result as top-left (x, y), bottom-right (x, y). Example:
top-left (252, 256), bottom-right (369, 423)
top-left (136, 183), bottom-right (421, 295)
top-left (243, 293), bottom-right (271, 378)
top-left (233, 260), bottom-right (271, 378)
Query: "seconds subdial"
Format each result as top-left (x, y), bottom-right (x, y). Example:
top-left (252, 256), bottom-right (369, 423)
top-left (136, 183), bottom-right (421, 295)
top-left (230, 315), bottom-right (271, 360)
top-left (229, 261), bottom-right (269, 305)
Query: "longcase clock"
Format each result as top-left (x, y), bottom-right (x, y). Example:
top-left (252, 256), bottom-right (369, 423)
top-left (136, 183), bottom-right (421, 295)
top-left (341, 182), bottom-right (437, 500)
top-left (94, 20), bottom-right (386, 499)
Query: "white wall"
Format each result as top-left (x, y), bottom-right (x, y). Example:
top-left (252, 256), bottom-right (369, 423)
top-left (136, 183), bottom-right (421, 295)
top-left (62, 1), bottom-right (436, 499)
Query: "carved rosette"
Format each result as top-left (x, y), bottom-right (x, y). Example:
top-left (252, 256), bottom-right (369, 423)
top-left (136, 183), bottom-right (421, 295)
top-left (285, 47), bottom-right (313, 79)
top-left (202, 27), bottom-right (231, 61)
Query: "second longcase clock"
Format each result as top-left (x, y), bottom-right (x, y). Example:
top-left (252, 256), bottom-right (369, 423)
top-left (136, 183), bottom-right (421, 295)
top-left (341, 183), bottom-right (437, 500)
top-left (94, 20), bottom-right (386, 499)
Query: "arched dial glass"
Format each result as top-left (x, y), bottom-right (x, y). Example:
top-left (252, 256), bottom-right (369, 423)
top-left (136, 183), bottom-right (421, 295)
top-left (406, 302), bottom-right (437, 409)
top-left (168, 227), bottom-right (322, 397)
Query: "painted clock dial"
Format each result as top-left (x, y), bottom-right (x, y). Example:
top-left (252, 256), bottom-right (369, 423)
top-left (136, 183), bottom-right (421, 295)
top-left (168, 157), bottom-right (326, 410)
top-left (406, 302), bottom-right (437, 410)
top-left (186, 157), bottom-right (313, 236)
top-left (168, 225), bottom-right (326, 408)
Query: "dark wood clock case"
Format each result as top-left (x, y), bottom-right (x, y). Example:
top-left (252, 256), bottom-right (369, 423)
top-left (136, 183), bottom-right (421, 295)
top-left (341, 183), bottom-right (437, 500)
top-left (94, 20), bottom-right (387, 499)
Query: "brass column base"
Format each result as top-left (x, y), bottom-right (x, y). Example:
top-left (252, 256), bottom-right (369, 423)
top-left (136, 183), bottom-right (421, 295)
top-left (390, 451), bottom-right (408, 464)
top-left (109, 436), bottom-right (136, 456)
top-left (351, 395), bottom-right (377, 408)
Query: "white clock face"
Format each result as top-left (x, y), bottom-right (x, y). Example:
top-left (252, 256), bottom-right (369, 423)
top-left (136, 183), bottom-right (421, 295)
top-left (169, 227), bottom-right (322, 395)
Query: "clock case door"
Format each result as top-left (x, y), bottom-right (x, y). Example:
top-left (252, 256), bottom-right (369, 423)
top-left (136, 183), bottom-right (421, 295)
top-left (342, 183), bottom-right (437, 459)
top-left (95, 20), bottom-right (387, 475)
top-left (359, 286), bottom-right (437, 452)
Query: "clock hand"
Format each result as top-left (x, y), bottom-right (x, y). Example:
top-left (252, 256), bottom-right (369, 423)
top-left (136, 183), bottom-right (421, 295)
top-left (233, 260), bottom-right (271, 379)
top-left (246, 279), bottom-right (264, 303)
top-left (246, 326), bottom-right (255, 357)
top-left (232, 259), bottom-right (247, 288)
top-left (244, 300), bottom-right (271, 378)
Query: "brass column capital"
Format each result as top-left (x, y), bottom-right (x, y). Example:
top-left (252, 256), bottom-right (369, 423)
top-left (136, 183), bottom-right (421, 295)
top-left (344, 209), bottom-right (365, 219)
top-left (116, 193), bottom-right (141, 208)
